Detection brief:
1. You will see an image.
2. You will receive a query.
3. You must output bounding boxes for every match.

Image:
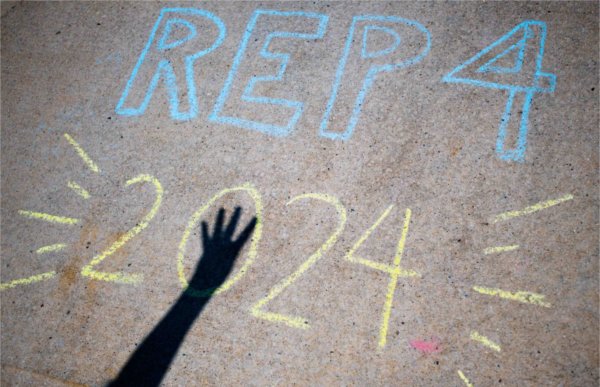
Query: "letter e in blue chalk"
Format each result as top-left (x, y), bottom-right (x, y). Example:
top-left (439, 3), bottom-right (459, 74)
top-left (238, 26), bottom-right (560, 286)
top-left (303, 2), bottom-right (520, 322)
top-left (209, 10), bottom-right (328, 137)
top-left (116, 8), bottom-right (226, 121)
top-left (319, 16), bottom-right (431, 141)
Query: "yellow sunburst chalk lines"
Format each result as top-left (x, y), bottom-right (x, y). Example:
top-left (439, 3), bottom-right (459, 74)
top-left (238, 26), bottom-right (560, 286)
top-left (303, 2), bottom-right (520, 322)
top-left (7, 133), bottom-right (95, 291)
top-left (457, 370), bottom-right (474, 387)
top-left (36, 243), bottom-right (67, 254)
top-left (473, 286), bottom-right (551, 307)
top-left (0, 271), bottom-right (57, 291)
top-left (67, 181), bottom-right (90, 199)
top-left (483, 244), bottom-right (519, 255)
top-left (470, 330), bottom-right (501, 352)
top-left (18, 210), bottom-right (79, 225)
top-left (63, 133), bottom-right (100, 173)
top-left (492, 194), bottom-right (574, 223)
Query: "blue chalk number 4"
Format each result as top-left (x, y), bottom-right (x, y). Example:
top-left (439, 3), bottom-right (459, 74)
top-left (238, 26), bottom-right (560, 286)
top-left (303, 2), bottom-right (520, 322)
top-left (443, 21), bottom-right (556, 162)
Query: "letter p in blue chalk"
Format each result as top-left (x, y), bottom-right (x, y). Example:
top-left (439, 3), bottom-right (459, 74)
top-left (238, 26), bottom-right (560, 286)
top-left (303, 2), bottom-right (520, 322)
top-left (320, 16), bottom-right (431, 141)
top-left (443, 21), bottom-right (556, 162)
top-left (115, 8), bottom-right (226, 121)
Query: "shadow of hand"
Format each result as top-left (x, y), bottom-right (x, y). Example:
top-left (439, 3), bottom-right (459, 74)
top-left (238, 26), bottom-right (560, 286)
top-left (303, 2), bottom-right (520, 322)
top-left (187, 207), bottom-right (257, 295)
top-left (109, 207), bottom-right (256, 387)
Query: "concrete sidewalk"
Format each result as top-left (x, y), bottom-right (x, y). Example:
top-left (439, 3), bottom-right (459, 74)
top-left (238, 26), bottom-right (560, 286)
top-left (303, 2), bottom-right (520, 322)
top-left (1, 2), bottom-right (598, 386)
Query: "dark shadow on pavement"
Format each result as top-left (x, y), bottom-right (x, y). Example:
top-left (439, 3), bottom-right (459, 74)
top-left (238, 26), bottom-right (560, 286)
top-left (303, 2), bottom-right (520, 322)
top-left (109, 207), bottom-right (257, 387)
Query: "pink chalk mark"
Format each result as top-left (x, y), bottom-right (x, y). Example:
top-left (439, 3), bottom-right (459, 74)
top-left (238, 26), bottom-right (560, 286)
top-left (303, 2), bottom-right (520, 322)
top-left (409, 338), bottom-right (441, 354)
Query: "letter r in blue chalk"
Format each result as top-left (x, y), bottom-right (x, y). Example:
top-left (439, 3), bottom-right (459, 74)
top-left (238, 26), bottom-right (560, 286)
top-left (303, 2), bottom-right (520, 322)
top-left (209, 10), bottom-right (328, 137)
top-left (115, 8), bottom-right (226, 121)
top-left (443, 21), bottom-right (556, 162)
top-left (319, 16), bottom-right (431, 141)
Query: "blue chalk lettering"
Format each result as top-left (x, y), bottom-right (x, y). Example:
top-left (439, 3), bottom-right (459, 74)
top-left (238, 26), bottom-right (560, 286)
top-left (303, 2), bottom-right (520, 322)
top-left (209, 10), bottom-right (328, 137)
top-left (319, 15), bottom-right (431, 141)
top-left (443, 20), bottom-right (556, 162)
top-left (157, 18), bottom-right (197, 51)
top-left (477, 37), bottom-right (526, 74)
top-left (361, 25), bottom-right (402, 59)
top-left (115, 8), bottom-right (226, 121)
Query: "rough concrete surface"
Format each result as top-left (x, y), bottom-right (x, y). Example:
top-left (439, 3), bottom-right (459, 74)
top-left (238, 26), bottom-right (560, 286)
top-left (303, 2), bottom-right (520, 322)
top-left (1, 1), bottom-right (598, 386)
